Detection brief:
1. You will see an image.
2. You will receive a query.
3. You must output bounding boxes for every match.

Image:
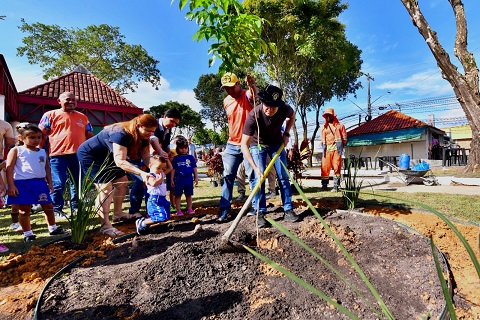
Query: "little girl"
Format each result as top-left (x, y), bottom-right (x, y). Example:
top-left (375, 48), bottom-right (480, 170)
top-left (136, 155), bottom-right (172, 235)
top-left (171, 136), bottom-right (198, 216)
top-left (5, 123), bottom-right (66, 242)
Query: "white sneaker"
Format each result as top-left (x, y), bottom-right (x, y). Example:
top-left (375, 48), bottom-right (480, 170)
top-left (32, 204), bottom-right (42, 212)
top-left (10, 222), bottom-right (20, 231)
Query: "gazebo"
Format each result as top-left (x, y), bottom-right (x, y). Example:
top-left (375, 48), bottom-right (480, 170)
top-left (0, 54), bottom-right (143, 133)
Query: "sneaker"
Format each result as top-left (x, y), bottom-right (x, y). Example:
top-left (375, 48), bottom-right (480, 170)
top-left (49, 227), bottom-right (68, 236)
top-left (236, 194), bottom-right (247, 201)
top-left (283, 209), bottom-right (300, 222)
top-left (321, 185), bottom-right (329, 191)
top-left (265, 191), bottom-right (275, 200)
top-left (187, 209), bottom-right (195, 215)
top-left (54, 210), bottom-right (67, 220)
top-left (176, 210), bottom-right (184, 217)
top-left (217, 211), bottom-right (229, 222)
top-left (136, 217), bottom-right (148, 235)
top-left (31, 204), bottom-right (42, 212)
top-left (24, 235), bottom-right (37, 242)
top-left (246, 209), bottom-right (256, 217)
top-left (0, 243), bottom-right (9, 253)
top-left (331, 186), bottom-right (339, 193)
top-left (10, 222), bottom-right (20, 231)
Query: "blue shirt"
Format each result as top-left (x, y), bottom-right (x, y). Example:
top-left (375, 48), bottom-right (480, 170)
top-left (172, 154), bottom-right (197, 178)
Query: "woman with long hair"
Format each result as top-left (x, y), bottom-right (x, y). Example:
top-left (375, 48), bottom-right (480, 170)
top-left (77, 114), bottom-right (158, 237)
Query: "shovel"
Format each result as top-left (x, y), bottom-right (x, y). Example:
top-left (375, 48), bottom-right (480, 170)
top-left (219, 144), bottom-right (284, 252)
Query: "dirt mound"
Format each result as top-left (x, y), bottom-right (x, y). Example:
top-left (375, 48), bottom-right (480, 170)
top-left (38, 209), bottom-right (446, 319)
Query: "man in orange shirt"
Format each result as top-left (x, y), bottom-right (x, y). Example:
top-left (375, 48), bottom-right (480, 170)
top-left (320, 108), bottom-right (347, 192)
top-left (39, 92), bottom-right (94, 216)
top-left (217, 72), bottom-right (258, 222)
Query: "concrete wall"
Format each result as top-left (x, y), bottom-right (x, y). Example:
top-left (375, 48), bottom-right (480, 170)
top-left (346, 140), bottom-right (429, 165)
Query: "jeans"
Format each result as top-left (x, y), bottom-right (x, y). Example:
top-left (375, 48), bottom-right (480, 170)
top-left (49, 154), bottom-right (80, 212)
top-left (219, 143), bottom-right (255, 215)
top-left (250, 144), bottom-right (293, 213)
top-left (128, 160), bottom-right (146, 214)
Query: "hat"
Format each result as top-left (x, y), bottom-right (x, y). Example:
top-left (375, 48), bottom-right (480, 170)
top-left (221, 72), bottom-right (239, 87)
top-left (257, 84), bottom-right (286, 107)
top-left (323, 107), bottom-right (336, 118)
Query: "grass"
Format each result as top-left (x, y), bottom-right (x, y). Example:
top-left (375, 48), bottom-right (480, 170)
top-left (1, 176), bottom-right (478, 260)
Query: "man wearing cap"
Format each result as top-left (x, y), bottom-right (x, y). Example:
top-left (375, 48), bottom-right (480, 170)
top-left (217, 72), bottom-right (258, 222)
top-left (320, 107), bottom-right (347, 192)
top-left (241, 84), bottom-right (300, 228)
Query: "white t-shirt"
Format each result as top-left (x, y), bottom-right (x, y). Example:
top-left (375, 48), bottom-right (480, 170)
top-left (13, 146), bottom-right (47, 180)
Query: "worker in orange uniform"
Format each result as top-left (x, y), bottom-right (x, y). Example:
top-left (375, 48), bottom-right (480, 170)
top-left (320, 108), bottom-right (347, 192)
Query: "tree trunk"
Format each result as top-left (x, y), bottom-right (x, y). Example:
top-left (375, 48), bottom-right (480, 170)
top-left (400, 0), bottom-right (480, 172)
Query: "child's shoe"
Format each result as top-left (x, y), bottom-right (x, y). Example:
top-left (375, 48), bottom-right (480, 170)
top-left (136, 217), bottom-right (148, 235)
top-left (187, 209), bottom-right (195, 215)
top-left (176, 211), bottom-right (184, 216)
top-left (49, 227), bottom-right (68, 236)
top-left (24, 235), bottom-right (37, 242)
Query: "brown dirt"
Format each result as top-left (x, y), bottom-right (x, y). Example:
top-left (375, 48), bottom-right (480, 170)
top-left (0, 199), bottom-right (478, 319)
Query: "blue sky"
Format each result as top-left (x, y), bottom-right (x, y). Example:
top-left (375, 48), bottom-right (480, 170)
top-left (1, 0), bottom-right (478, 131)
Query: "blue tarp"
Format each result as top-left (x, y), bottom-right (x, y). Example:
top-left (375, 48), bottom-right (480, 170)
top-left (346, 127), bottom-right (425, 147)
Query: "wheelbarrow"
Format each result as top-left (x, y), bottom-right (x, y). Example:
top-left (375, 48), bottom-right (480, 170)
top-left (378, 158), bottom-right (438, 186)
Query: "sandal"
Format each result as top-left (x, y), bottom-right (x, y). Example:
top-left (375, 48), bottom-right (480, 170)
top-left (112, 212), bottom-right (142, 222)
top-left (100, 227), bottom-right (125, 237)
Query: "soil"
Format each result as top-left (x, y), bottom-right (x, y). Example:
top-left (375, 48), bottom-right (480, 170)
top-left (0, 199), bottom-right (479, 320)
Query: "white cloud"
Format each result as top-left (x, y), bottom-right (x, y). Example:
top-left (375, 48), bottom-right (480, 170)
top-left (377, 69), bottom-right (453, 96)
top-left (124, 77), bottom-right (202, 113)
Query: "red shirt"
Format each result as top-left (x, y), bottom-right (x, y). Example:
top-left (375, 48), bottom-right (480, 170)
top-left (224, 90), bottom-right (253, 145)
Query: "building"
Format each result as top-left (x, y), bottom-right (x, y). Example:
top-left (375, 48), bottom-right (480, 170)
top-left (0, 54), bottom-right (143, 135)
top-left (346, 110), bottom-right (445, 163)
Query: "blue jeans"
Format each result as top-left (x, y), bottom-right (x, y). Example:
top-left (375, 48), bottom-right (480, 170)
top-left (49, 154), bottom-right (80, 212)
top-left (219, 143), bottom-right (255, 215)
top-left (250, 145), bottom-right (293, 213)
top-left (128, 160), bottom-right (146, 214)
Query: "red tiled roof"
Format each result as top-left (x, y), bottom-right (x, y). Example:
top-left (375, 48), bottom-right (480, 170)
top-left (347, 110), bottom-right (428, 136)
top-left (18, 67), bottom-right (139, 109)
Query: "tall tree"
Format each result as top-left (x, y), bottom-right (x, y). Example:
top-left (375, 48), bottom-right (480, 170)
top-left (17, 20), bottom-right (161, 94)
top-left (147, 101), bottom-right (203, 139)
top-left (399, 1), bottom-right (479, 172)
top-left (244, 0), bottom-right (362, 161)
top-left (193, 74), bottom-right (227, 131)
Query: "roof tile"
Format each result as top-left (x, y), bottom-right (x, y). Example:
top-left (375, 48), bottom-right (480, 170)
top-left (347, 110), bottom-right (428, 136)
top-left (18, 70), bottom-right (139, 109)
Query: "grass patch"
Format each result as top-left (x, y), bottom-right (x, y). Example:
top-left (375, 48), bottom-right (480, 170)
top-left (1, 178), bottom-right (478, 260)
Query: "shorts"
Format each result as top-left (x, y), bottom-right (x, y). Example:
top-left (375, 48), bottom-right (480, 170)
top-left (147, 195), bottom-right (170, 222)
top-left (174, 176), bottom-right (194, 197)
top-left (6, 178), bottom-right (52, 205)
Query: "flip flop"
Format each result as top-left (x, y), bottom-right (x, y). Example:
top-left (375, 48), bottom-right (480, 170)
top-left (100, 227), bottom-right (125, 237)
top-left (112, 212), bottom-right (142, 222)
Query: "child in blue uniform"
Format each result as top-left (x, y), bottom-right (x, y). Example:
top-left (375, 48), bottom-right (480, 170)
top-left (171, 136), bottom-right (198, 216)
top-left (136, 155), bottom-right (172, 235)
top-left (5, 123), bottom-right (66, 242)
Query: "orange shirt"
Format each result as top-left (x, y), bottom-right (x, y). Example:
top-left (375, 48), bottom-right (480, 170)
top-left (38, 109), bottom-right (92, 156)
top-left (224, 90), bottom-right (253, 145)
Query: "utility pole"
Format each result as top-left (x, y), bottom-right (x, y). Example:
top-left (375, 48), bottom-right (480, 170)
top-left (365, 73), bottom-right (374, 121)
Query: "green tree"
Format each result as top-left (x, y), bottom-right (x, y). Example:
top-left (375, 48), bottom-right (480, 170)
top-left (193, 74), bottom-right (227, 131)
top-left (147, 101), bottom-right (203, 139)
top-left (400, 1), bottom-right (479, 173)
top-left (244, 0), bottom-right (362, 163)
top-left (17, 20), bottom-right (161, 94)
top-left (176, 0), bottom-right (271, 71)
